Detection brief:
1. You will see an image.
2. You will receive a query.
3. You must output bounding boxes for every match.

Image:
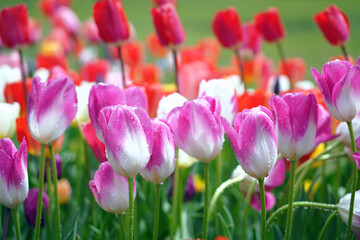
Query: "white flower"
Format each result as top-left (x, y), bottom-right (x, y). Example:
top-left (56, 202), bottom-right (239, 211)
top-left (0, 65), bottom-right (21, 102)
top-left (0, 102), bottom-right (20, 138)
top-left (75, 81), bottom-right (94, 123)
top-left (156, 92), bottom-right (187, 120)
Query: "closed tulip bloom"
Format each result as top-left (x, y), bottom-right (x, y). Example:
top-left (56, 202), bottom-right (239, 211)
top-left (222, 106), bottom-right (277, 179)
top-left (27, 76), bottom-right (78, 145)
top-left (338, 191), bottom-right (360, 238)
top-left (151, 3), bottom-right (186, 48)
top-left (0, 138), bottom-right (28, 209)
top-left (270, 93), bottom-right (318, 161)
top-left (240, 22), bottom-right (263, 58)
top-left (0, 4), bottom-right (29, 48)
top-left (0, 102), bottom-right (20, 138)
top-left (167, 96), bottom-right (224, 163)
top-left (98, 105), bottom-right (153, 178)
top-left (312, 60), bottom-right (360, 122)
top-left (52, 6), bottom-right (81, 37)
top-left (93, 0), bottom-right (130, 44)
top-left (90, 161), bottom-right (136, 214)
top-left (212, 7), bottom-right (242, 49)
top-left (254, 7), bottom-right (285, 43)
top-left (140, 118), bottom-right (175, 184)
top-left (314, 5), bottom-right (350, 46)
top-left (83, 18), bottom-right (101, 44)
top-left (24, 188), bottom-right (49, 227)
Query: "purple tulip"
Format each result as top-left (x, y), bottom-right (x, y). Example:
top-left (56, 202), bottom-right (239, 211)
top-left (312, 60), bottom-right (360, 122)
top-left (270, 93), bottom-right (318, 161)
top-left (24, 188), bottom-right (49, 227)
top-left (222, 106), bottom-right (277, 179)
top-left (167, 96), bottom-right (224, 163)
top-left (0, 138), bottom-right (28, 209)
top-left (140, 118), bottom-right (175, 184)
top-left (98, 105), bottom-right (153, 178)
top-left (338, 191), bottom-right (360, 238)
top-left (88, 84), bottom-right (147, 143)
top-left (89, 162), bottom-right (136, 214)
top-left (27, 76), bottom-right (78, 145)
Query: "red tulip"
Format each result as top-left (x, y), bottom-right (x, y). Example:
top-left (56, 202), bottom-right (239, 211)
top-left (151, 3), bottom-right (186, 48)
top-left (146, 33), bottom-right (168, 58)
top-left (254, 7), bottom-right (286, 43)
top-left (278, 57), bottom-right (306, 83)
top-left (80, 59), bottom-right (111, 82)
top-left (81, 122), bottom-right (107, 163)
top-left (212, 7), bottom-right (242, 49)
top-left (314, 5), bottom-right (350, 46)
top-left (93, 0), bottom-right (130, 44)
top-left (0, 4), bottom-right (29, 48)
top-left (38, 0), bottom-right (71, 16)
top-left (4, 80), bottom-right (32, 116)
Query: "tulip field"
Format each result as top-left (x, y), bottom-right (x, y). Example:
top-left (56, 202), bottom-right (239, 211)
top-left (1, 0), bottom-right (360, 240)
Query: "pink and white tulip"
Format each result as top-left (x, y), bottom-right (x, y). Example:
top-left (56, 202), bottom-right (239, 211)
top-left (0, 138), bottom-right (28, 209)
top-left (338, 191), bottom-right (360, 238)
top-left (98, 105), bottom-right (153, 178)
top-left (167, 96), bottom-right (224, 163)
top-left (222, 106), bottom-right (277, 179)
top-left (27, 76), bottom-right (78, 145)
top-left (312, 60), bottom-right (360, 122)
top-left (156, 92), bottom-right (187, 120)
top-left (140, 118), bottom-right (175, 184)
top-left (0, 102), bottom-right (20, 139)
top-left (270, 93), bottom-right (318, 161)
top-left (89, 162), bottom-right (136, 214)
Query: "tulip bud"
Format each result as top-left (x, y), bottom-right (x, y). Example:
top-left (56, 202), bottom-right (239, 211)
top-left (24, 188), bottom-right (49, 228)
top-left (0, 102), bottom-right (20, 138)
top-left (58, 178), bottom-right (72, 205)
top-left (240, 22), bottom-right (263, 59)
top-left (337, 191), bottom-right (360, 238)
top-left (254, 7), bottom-right (286, 43)
top-left (52, 6), bottom-right (80, 37)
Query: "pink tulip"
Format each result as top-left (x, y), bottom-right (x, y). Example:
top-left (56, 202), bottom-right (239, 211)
top-left (140, 118), bottom-right (175, 184)
top-left (222, 106), bottom-right (277, 179)
top-left (315, 104), bottom-right (337, 146)
top-left (312, 60), bottom-right (360, 122)
top-left (88, 84), bottom-right (147, 143)
top-left (81, 122), bottom-right (107, 163)
top-left (90, 162), bottom-right (136, 214)
top-left (167, 96), bottom-right (224, 163)
top-left (240, 22), bottom-right (263, 58)
top-left (98, 105), bottom-right (153, 178)
top-left (52, 6), bottom-right (81, 37)
top-left (0, 138), bottom-right (28, 209)
top-left (83, 18), bottom-right (101, 44)
top-left (27, 76), bottom-right (77, 145)
top-left (270, 93), bottom-right (318, 161)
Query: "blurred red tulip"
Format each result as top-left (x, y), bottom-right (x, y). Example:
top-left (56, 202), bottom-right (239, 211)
top-left (48, 66), bottom-right (81, 86)
top-left (80, 59), bottom-right (111, 83)
top-left (146, 33), bottom-right (168, 58)
top-left (314, 5), bottom-right (350, 46)
top-left (81, 122), bottom-right (107, 163)
top-left (39, 0), bottom-right (71, 16)
top-left (4, 80), bottom-right (32, 116)
top-left (212, 7), bottom-right (242, 49)
top-left (0, 4), bottom-right (29, 48)
top-left (36, 53), bottom-right (68, 71)
top-left (151, 0), bottom-right (176, 6)
top-left (237, 89), bottom-right (270, 112)
top-left (134, 82), bottom-right (164, 118)
top-left (254, 7), bottom-right (286, 43)
top-left (131, 63), bottom-right (162, 84)
top-left (196, 38), bottom-right (221, 61)
top-left (278, 57), bottom-right (306, 83)
top-left (111, 41), bottom-right (144, 67)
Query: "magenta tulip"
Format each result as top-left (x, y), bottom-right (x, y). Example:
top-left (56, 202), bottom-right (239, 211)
top-left (0, 138), bottom-right (28, 209)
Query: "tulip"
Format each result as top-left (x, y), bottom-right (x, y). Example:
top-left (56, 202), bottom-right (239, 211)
top-left (52, 6), bottom-right (80, 37)
top-left (312, 60), bottom-right (360, 122)
top-left (146, 33), bottom-right (168, 58)
top-left (240, 22), bottom-right (263, 59)
top-left (278, 57), bottom-right (306, 83)
top-left (211, 7), bottom-right (242, 49)
top-left (315, 104), bottom-right (337, 146)
top-left (338, 191), bottom-right (360, 239)
top-left (27, 76), bottom-right (78, 145)
top-left (43, 154), bottom-right (62, 181)
top-left (24, 188), bottom-right (49, 228)
top-left (151, 3), bottom-right (186, 49)
top-left (80, 59), bottom-right (111, 83)
top-left (81, 122), bottom-right (107, 163)
top-left (0, 138), bottom-right (28, 209)
top-left (75, 82), bottom-right (94, 124)
top-left (0, 4), bottom-right (29, 48)
top-left (254, 7), bottom-right (285, 43)
top-left (83, 18), bottom-right (101, 44)
top-left (314, 5), bottom-right (350, 47)
top-left (336, 112), bottom-right (360, 148)
top-left (57, 178), bottom-right (72, 205)
top-left (28, 18), bottom-right (42, 46)
top-left (38, 0), bottom-right (71, 16)
top-left (156, 92), bottom-right (187, 120)
top-left (0, 102), bottom-right (20, 139)
top-left (93, 0), bottom-right (130, 44)
top-left (0, 65), bottom-right (21, 102)
top-left (90, 162), bottom-right (136, 214)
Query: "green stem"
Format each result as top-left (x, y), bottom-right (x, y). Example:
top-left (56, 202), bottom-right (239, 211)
top-left (49, 145), bottom-right (62, 240)
top-left (202, 163), bottom-right (210, 240)
top-left (34, 144), bottom-right (46, 240)
top-left (153, 184), bottom-right (161, 240)
top-left (345, 122), bottom-right (358, 240)
top-left (259, 179), bottom-right (266, 240)
top-left (11, 209), bottom-right (21, 240)
top-left (276, 42), bottom-right (293, 89)
top-left (284, 160), bottom-right (296, 240)
top-left (242, 179), bottom-right (257, 240)
top-left (118, 214), bottom-right (126, 240)
top-left (117, 45), bottom-right (126, 89)
top-left (46, 158), bottom-right (53, 228)
top-left (318, 210), bottom-right (338, 240)
top-left (1, 207), bottom-right (11, 240)
top-left (178, 168), bottom-right (183, 239)
top-left (171, 155), bottom-right (180, 239)
top-left (216, 152), bottom-right (222, 187)
top-left (266, 201), bottom-right (337, 230)
top-left (172, 50), bottom-right (179, 92)
top-left (321, 156), bottom-right (327, 202)
top-left (341, 45), bottom-right (349, 61)
top-left (128, 177), bottom-right (134, 240)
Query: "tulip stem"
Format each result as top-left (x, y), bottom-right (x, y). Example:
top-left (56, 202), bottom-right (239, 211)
top-left (117, 45), bottom-right (126, 89)
top-left (46, 158), bottom-right (53, 228)
top-left (11, 209), bottom-right (21, 240)
top-left (284, 160), bottom-right (296, 240)
top-left (266, 201), bottom-right (337, 230)
top-left (49, 145), bottom-right (62, 240)
top-left (153, 184), bottom-right (161, 240)
top-left (172, 50), bottom-right (179, 92)
top-left (202, 163), bottom-right (210, 240)
top-left (242, 179), bottom-right (257, 240)
top-left (1, 207), bottom-right (11, 240)
top-left (18, 49), bottom-right (28, 108)
top-left (118, 214), bottom-right (126, 240)
top-left (216, 152), bottom-right (222, 187)
top-left (259, 179), bottom-right (266, 240)
top-left (345, 121), bottom-right (358, 240)
top-left (234, 49), bottom-right (246, 89)
top-left (171, 157), bottom-right (180, 239)
top-left (276, 42), bottom-right (293, 89)
top-left (318, 210), bottom-right (338, 240)
top-left (178, 168), bottom-right (183, 238)
top-left (128, 177), bottom-right (134, 240)
top-left (341, 45), bottom-right (349, 61)
top-left (34, 144), bottom-right (46, 240)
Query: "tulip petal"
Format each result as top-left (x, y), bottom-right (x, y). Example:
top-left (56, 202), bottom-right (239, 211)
top-left (250, 191), bottom-right (276, 211)
top-left (123, 86), bottom-right (147, 109)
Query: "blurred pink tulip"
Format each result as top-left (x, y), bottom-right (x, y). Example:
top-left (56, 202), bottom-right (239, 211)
top-left (240, 22), bottom-right (263, 58)
top-left (52, 6), bottom-right (80, 37)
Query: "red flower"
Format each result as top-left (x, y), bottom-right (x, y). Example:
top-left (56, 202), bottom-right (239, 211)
top-left (4, 80), bottom-right (32, 116)
top-left (240, 22), bottom-right (263, 58)
top-left (93, 0), bottom-right (130, 44)
top-left (146, 33), bottom-right (168, 58)
top-left (81, 122), bottom-right (107, 163)
top-left (254, 7), bottom-right (286, 43)
top-left (278, 57), bottom-right (306, 83)
top-left (151, 3), bottom-right (186, 48)
top-left (131, 63), bottom-right (162, 84)
top-left (237, 89), bottom-right (270, 112)
top-left (0, 4), bottom-right (29, 48)
top-left (36, 53), bottom-right (69, 71)
top-left (80, 59), bottom-right (110, 82)
top-left (38, 0), bottom-right (71, 16)
top-left (212, 7), bottom-right (242, 49)
top-left (314, 5), bottom-right (350, 46)
top-left (110, 41), bottom-right (144, 68)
